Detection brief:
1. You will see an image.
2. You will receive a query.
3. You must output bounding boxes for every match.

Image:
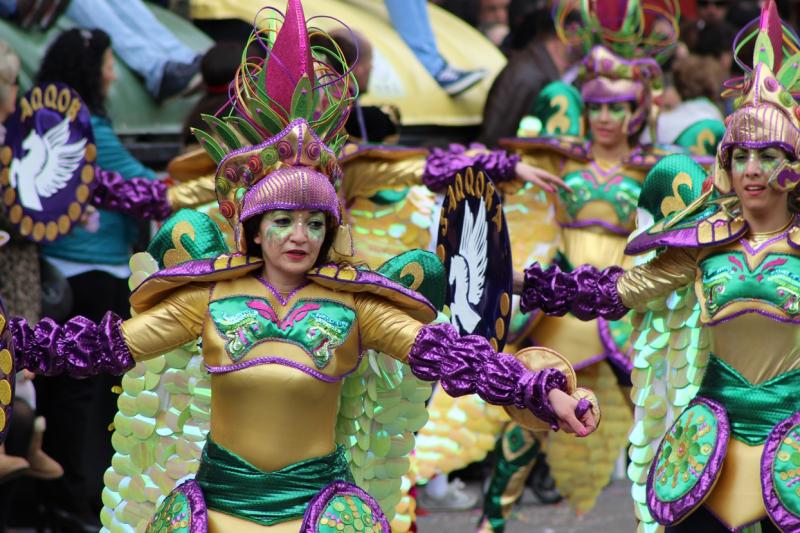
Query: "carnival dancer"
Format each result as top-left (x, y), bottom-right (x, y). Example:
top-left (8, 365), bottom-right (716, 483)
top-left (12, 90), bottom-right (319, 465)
top-left (418, 0), bottom-right (686, 527)
top-left (6, 2), bottom-right (599, 531)
top-left (520, 2), bottom-right (800, 530)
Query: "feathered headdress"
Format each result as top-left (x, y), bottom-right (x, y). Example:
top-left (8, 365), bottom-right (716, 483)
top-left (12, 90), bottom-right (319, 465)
top-left (192, 0), bottom-right (357, 254)
top-left (553, 0), bottom-right (679, 138)
top-left (715, 0), bottom-right (800, 193)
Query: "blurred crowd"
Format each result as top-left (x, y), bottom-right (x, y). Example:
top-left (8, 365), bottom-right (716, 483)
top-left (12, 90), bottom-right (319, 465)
top-left (0, 0), bottom-right (796, 531)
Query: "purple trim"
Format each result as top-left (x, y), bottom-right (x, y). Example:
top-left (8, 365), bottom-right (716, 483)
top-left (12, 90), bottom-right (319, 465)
top-left (625, 219), bottom-right (748, 255)
top-left (582, 94), bottom-right (638, 104)
top-left (130, 256), bottom-right (260, 299)
top-left (646, 397), bottom-right (730, 526)
top-left (560, 219), bottom-right (630, 236)
top-left (300, 480), bottom-right (391, 533)
top-left (520, 262), bottom-right (628, 320)
top-left (179, 479), bottom-right (209, 533)
top-left (407, 323), bottom-right (568, 430)
top-left (740, 217), bottom-right (799, 255)
top-left (205, 353), bottom-right (361, 383)
top-left (91, 169), bottom-right (172, 221)
top-left (573, 352), bottom-right (607, 371)
top-left (256, 275), bottom-right (309, 306)
top-left (598, 318), bottom-right (633, 375)
top-left (240, 201), bottom-right (341, 223)
top-left (309, 267), bottom-right (435, 316)
top-left (705, 306), bottom-right (800, 326)
top-left (762, 412), bottom-right (800, 532)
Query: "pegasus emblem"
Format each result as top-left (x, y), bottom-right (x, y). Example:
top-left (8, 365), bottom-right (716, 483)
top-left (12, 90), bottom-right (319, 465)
top-left (8, 117), bottom-right (86, 211)
top-left (449, 201), bottom-right (488, 334)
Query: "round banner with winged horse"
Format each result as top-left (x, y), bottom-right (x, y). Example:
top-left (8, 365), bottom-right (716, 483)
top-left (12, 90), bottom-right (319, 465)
top-left (0, 83), bottom-right (96, 242)
top-left (436, 168), bottom-right (512, 351)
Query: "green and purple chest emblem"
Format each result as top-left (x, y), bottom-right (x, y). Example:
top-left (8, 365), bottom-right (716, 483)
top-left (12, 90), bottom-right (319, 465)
top-left (558, 168), bottom-right (641, 229)
top-left (701, 252), bottom-right (800, 319)
top-left (209, 296), bottom-right (356, 368)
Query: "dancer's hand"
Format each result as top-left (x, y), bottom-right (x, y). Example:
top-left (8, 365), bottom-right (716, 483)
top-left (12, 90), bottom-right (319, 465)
top-left (515, 162), bottom-right (572, 193)
top-left (547, 388), bottom-right (596, 437)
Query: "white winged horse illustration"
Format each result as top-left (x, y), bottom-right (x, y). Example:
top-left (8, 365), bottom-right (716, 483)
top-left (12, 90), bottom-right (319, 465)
top-left (448, 200), bottom-right (488, 334)
top-left (9, 117), bottom-right (86, 211)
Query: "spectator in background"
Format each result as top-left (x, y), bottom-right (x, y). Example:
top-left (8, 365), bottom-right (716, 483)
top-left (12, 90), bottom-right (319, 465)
top-left (312, 29), bottom-right (401, 143)
top-left (644, 54), bottom-right (724, 145)
top-left (181, 41), bottom-right (243, 147)
top-left (696, 0), bottom-right (729, 27)
top-left (479, 2), bottom-right (570, 145)
top-left (0, 0), bottom-right (69, 30)
top-left (384, 0), bottom-right (486, 96)
top-left (64, 0), bottom-right (203, 101)
top-left (34, 28), bottom-right (158, 532)
top-left (479, 0), bottom-right (511, 45)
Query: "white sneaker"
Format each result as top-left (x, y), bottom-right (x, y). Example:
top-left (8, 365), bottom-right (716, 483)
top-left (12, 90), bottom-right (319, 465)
top-left (418, 478), bottom-right (480, 511)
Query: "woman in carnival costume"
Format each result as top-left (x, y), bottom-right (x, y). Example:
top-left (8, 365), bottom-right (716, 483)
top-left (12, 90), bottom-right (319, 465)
top-left (419, 0), bottom-right (695, 527)
top-left (6, 1), bottom-right (600, 531)
top-left (520, 1), bottom-right (800, 530)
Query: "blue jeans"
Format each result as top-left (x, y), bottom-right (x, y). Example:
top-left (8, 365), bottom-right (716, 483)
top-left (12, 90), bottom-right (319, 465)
top-left (0, 0), bottom-right (16, 18)
top-left (66, 0), bottom-right (199, 95)
top-left (384, 0), bottom-right (445, 77)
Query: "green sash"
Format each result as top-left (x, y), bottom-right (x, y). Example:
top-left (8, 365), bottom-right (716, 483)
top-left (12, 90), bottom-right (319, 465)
top-left (698, 355), bottom-right (800, 445)
top-left (195, 437), bottom-right (353, 526)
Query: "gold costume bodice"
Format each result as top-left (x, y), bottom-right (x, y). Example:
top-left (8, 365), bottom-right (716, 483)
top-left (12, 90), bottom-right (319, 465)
top-left (618, 220), bottom-right (800, 384)
top-left (121, 274), bottom-right (423, 472)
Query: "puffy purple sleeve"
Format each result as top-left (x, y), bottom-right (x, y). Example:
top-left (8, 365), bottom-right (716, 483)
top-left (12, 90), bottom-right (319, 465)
top-left (9, 312), bottom-right (135, 378)
top-left (91, 168), bottom-right (172, 221)
top-left (422, 143), bottom-right (520, 192)
top-left (521, 262), bottom-right (629, 320)
top-left (407, 323), bottom-right (568, 429)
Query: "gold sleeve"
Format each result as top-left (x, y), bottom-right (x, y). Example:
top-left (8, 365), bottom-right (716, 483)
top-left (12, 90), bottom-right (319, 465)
top-left (121, 284), bottom-right (209, 361)
top-left (519, 151), bottom-right (564, 177)
top-left (341, 156), bottom-right (426, 203)
top-left (354, 293), bottom-right (425, 362)
top-left (166, 175), bottom-right (217, 210)
top-left (616, 247), bottom-right (698, 310)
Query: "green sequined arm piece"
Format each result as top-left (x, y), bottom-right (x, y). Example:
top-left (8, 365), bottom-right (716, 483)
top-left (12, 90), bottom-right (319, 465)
top-left (627, 285), bottom-right (710, 532)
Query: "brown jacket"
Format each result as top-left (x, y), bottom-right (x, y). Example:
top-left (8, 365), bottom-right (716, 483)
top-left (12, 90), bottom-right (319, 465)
top-left (480, 39), bottom-right (561, 147)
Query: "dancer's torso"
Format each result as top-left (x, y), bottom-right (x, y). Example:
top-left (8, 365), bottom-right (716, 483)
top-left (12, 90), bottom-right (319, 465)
top-left (203, 276), bottom-right (359, 472)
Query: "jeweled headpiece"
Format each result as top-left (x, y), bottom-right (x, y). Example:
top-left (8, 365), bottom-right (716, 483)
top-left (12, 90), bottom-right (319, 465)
top-left (715, 0), bottom-right (800, 193)
top-left (554, 0), bottom-right (679, 138)
top-left (193, 0), bottom-right (356, 253)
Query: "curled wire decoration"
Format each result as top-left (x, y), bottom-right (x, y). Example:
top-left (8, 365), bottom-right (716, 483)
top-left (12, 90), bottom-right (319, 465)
top-left (553, 0), bottom-right (679, 63)
top-left (210, 4), bottom-right (356, 149)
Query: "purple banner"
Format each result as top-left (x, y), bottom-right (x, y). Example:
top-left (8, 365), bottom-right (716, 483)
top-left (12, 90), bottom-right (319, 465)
top-left (0, 83), bottom-right (96, 242)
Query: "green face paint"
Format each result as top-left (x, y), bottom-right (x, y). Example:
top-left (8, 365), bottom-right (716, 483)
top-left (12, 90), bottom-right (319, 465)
top-left (608, 102), bottom-right (630, 121)
top-left (731, 148), bottom-right (787, 175)
top-left (261, 210), bottom-right (327, 246)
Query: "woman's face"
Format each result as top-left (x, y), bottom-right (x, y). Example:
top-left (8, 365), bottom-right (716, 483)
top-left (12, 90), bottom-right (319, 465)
top-left (587, 101), bottom-right (631, 149)
top-left (101, 49), bottom-right (116, 98)
top-left (730, 147), bottom-right (790, 216)
top-left (254, 209), bottom-right (327, 277)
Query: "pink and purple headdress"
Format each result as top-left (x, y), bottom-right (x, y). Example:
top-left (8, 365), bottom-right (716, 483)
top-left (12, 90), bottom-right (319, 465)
top-left (554, 0), bottom-right (679, 138)
top-left (192, 0), bottom-right (356, 254)
top-left (715, 0), bottom-right (800, 193)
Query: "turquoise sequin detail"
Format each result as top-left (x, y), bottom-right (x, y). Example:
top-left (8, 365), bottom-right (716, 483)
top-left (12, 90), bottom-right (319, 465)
top-left (558, 170), bottom-right (642, 225)
top-left (209, 297), bottom-right (356, 367)
top-left (701, 252), bottom-right (800, 318)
